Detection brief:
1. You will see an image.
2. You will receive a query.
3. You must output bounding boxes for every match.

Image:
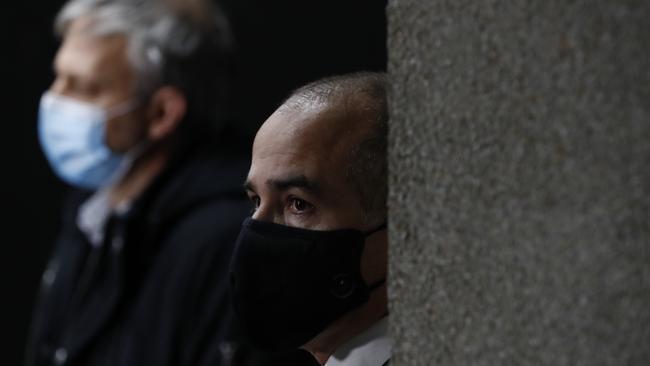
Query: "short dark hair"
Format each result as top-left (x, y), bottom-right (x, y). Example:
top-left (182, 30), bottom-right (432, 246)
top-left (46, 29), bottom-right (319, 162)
top-left (283, 72), bottom-right (388, 224)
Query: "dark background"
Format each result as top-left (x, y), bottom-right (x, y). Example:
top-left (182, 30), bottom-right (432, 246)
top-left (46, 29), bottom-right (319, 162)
top-left (2, 0), bottom-right (386, 364)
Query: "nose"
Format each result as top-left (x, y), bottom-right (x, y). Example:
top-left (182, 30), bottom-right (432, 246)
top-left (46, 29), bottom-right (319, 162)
top-left (251, 203), bottom-right (283, 225)
top-left (251, 204), bottom-right (271, 222)
top-left (49, 76), bottom-right (69, 96)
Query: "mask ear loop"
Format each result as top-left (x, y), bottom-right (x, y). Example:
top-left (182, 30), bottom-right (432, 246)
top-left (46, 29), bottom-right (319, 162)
top-left (102, 97), bottom-right (151, 188)
top-left (363, 223), bottom-right (388, 291)
top-left (368, 278), bottom-right (386, 291)
top-left (105, 98), bottom-right (140, 120)
top-left (363, 223), bottom-right (387, 237)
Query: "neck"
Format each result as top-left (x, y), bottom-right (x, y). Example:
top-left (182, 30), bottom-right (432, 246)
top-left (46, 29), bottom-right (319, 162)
top-left (108, 142), bottom-right (172, 208)
top-left (302, 283), bottom-right (388, 365)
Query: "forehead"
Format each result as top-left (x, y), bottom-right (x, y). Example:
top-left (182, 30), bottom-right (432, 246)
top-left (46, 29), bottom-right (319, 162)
top-left (56, 20), bottom-right (131, 82)
top-left (249, 104), bottom-right (361, 186)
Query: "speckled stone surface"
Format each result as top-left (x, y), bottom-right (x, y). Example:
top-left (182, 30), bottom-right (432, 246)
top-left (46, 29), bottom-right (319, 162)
top-left (387, 1), bottom-right (650, 365)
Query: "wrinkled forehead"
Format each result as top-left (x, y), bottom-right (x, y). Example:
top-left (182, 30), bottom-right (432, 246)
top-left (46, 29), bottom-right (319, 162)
top-left (250, 105), bottom-right (350, 188)
top-left (57, 30), bottom-right (129, 76)
top-left (60, 16), bottom-right (128, 56)
top-left (255, 102), bottom-right (368, 157)
top-left (248, 104), bottom-right (361, 198)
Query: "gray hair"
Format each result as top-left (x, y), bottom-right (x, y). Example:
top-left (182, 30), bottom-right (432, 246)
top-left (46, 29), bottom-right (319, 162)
top-left (283, 72), bottom-right (388, 225)
top-left (55, 0), bottom-right (233, 136)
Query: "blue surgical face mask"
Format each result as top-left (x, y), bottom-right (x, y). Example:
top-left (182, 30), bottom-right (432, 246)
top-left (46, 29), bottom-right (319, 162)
top-left (38, 91), bottom-right (140, 189)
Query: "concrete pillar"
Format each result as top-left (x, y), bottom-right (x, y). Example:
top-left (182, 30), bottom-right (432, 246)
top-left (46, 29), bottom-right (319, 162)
top-left (387, 1), bottom-right (650, 365)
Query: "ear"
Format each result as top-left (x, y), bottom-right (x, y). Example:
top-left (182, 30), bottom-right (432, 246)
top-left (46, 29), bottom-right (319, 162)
top-left (145, 86), bottom-right (187, 141)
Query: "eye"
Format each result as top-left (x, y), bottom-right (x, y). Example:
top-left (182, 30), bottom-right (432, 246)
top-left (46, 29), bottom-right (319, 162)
top-left (288, 197), bottom-right (313, 214)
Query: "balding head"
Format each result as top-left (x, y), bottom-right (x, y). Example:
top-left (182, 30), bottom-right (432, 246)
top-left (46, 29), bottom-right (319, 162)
top-left (241, 73), bottom-right (390, 357)
top-left (247, 72), bottom-right (387, 230)
top-left (280, 72), bottom-right (388, 225)
top-left (280, 72), bottom-right (386, 117)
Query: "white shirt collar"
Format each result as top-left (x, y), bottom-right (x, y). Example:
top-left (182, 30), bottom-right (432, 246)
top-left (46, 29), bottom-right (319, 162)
top-left (325, 317), bottom-right (391, 366)
top-left (76, 154), bottom-right (137, 247)
top-left (76, 186), bottom-right (133, 247)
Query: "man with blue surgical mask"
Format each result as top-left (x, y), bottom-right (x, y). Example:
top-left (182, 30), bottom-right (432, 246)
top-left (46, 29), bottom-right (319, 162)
top-left (26, 0), bottom-right (284, 365)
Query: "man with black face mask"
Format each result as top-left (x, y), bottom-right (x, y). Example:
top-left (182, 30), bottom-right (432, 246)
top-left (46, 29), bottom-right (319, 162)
top-left (230, 72), bottom-right (390, 366)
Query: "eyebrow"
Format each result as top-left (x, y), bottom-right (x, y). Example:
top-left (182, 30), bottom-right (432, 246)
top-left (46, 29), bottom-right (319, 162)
top-left (243, 174), bottom-right (321, 195)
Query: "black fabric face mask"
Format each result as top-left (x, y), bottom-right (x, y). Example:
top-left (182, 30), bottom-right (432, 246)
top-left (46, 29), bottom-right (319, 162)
top-left (228, 218), bottom-right (386, 353)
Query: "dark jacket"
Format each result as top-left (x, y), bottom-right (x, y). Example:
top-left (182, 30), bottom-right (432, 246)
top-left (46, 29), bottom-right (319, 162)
top-left (26, 142), bottom-right (254, 366)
